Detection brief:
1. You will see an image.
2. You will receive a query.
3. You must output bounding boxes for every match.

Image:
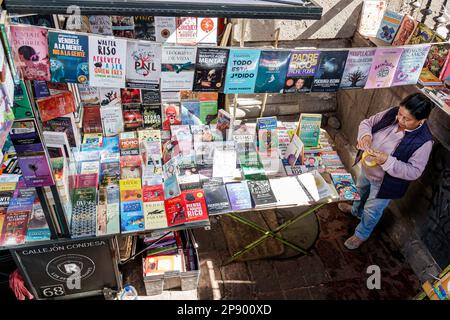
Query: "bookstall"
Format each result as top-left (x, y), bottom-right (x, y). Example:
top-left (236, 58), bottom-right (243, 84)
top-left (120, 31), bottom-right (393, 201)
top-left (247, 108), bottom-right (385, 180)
top-left (0, 0), bottom-right (449, 299)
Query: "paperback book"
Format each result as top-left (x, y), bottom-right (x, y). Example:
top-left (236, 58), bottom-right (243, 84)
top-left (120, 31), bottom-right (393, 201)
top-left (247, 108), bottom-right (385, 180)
top-left (88, 16), bottom-right (113, 36)
top-left (357, 0), bottom-right (386, 37)
top-left (408, 23), bottom-right (435, 44)
top-left (365, 48), bottom-right (403, 89)
top-left (392, 45), bottom-right (430, 87)
top-left (193, 48), bottom-right (229, 92)
top-left (202, 178), bottom-right (231, 215)
top-left (340, 48), bottom-right (376, 89)
top-left (311, 50), bottom-right (348, 92)
top-left (144, 201), bottom-right (167, 230)
top-left (284, 50), bottom-right (320, 93)
top-left (101, 105), bottom-right (124, 136)
top-left (224, 49), bottom-right (261, 94)
top-left (376, 10), bottom-right (404, 44)
top-left (176, 17), bottom-right (197, 45)
top-left (154, 16), bottom-right (177, 43)
top-left (143, 104), bottom-right (162, 129)
top-left (161, 46), bottom-right (197, 91)
top-left (298, 113), bottom-right (322, 148)
top-left (134, 16), bottom-right (156, 41)
top-left (255, 50), bottom-right (291, 93)
top-left (225, 182), bottom-right (252, 211)
top-left (247, 180), bottom-right (277, 208)
top-left (331, 172), bottom-right (360, 201)
top-left (120, 200), bottom-right (145, 233)
top-left (36, 91), bottom-right (76, 122)
top-left (111, 16), bottom-right (135, 39)
top-left (126, 41), bottom-right (161, 90)
top-left (392, 15), bottom-right (418, 46)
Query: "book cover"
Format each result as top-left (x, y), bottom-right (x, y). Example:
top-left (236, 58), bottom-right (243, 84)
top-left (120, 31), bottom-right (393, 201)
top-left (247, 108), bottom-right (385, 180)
top-left (0, 209), bottom-right (30, 246)
top-left (99, 87), bottom-right (122, 106)
top-left (10, 25), bottom-right (50, 81)
top-left (357, 0), bottom-right (386, 37)
top-left (36, 91), bottom-right (76, 122)
top-left (111, 16), bottom-right (135, 39)
top-left (182, 189), bottom-right (209, 223)
top-left (78, 83), bottom-right (100, 105)
top-left (144, 201), bottom-right (167, 230)
top-left (181, 101), bottom-right (201, 125)
top-left (43, 114), bottom-right (80, 148)
top-left (331, 172), bottom-right (360, 201)
top-left (440, 57), bottom-right (450, 81)
top-left (70, 187), bottom-right (97, 238)
top-left (163, 175), bottom-right (181, 200)
top-left (120, 200), bottom-right (145, 233)
top-left (408, 23), bottom-right (435, 45)
top-left (224, 49), bottom-right (261, 94)
top-left (258, 129), bottom-right (278, 158)
top-left (255, 50), bottom-right (291, 93)
top-left (121, 88), bottom-right (141, 104)
top-left (143, 104), bottom-right (162, 129)
top-left (340, 48), bottom-right (376, 89)
top-left (143, 184), bottom-right (164, 202)
top-left (164, 195), bottom-right (186, 226)
top-left (176, 17), bottom-right (197, 45)
top-left (143, 254), bottom-right (183, 275)
top-left (364, 48), bottom-right (403, 89)
top-left (423, 43), bottom-right (450, 79)
top-left (11, 14), bottom-right (56, 28)
top-left (225, 182), bottom-right (252, 211)
top-left (285, 134), bottom-right (304, 166)
top-left (25, 202), bottom-right (50, 241)
top-left (376, 10), bottom-right (404, 44)
top-left (247, 180), bottom-right (277, 207)
top-left (216, 109), bottom-right (232, 140)
top-left (154, 16), bottom-right (177, 43)
top-left (134, 16), bottom-right (156, 41)
top-left (141, 89), bottom-right (161, 104)
top-left (88, 35), bottom-right (127, 88)
top-left (119, 178), bottom-right (142, 202)
top-left (256, 116), bottom-right (277, 131)
top-left (197, 17), bottom-right (217, 44)
top-left (193, 48), bottom-right (229, 92)
top-left (161, 46), bottom-right (197, 91)
top-left (12, 80), bottom-right (33, 119)
top-left (392, 15), bottom-right (418, 46)
top-left (17, 153), bottom-right (55, 187)
top-left (122, 103), bottom-right (144, 131)
top-left (101, 105), bottom-right (124, 136)
top-left (48, 31), bottom-right (89, 84)
top-left (269, 176), bottom-right (310, 206)
top-left (32, 80), bottom-right (50, 98)
top-left (199, 101), bottom-right (218, 125)
top-left (202, 179), bottom-right (230, 215)
top-left (298, 113), bottom-right (322, 148)
top-left (82, 105), bottom-right (103, 133)
top-left (162, 102), bottom-right (182, 130)
top-left (392, 45), bottom-right (430, 86)
top-left (88, 15), bottom-right (113, 36)
top-left (126, 41), bottom-right (161, 90)
top-left (284, 50), bottom-right (320, 93)
top-left (311, 50), bottom-right (348, 92)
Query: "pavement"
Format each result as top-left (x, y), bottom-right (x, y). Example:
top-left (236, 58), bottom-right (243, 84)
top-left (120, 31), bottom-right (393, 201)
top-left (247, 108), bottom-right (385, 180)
top-left (192, 203), bottom-right (422, 300)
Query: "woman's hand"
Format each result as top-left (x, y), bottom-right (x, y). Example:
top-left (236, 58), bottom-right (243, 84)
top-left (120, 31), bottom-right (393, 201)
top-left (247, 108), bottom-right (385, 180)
top-left (357, 135), bottom-right (372, 151)
top-left (367, 149), bottom-right (388, 165)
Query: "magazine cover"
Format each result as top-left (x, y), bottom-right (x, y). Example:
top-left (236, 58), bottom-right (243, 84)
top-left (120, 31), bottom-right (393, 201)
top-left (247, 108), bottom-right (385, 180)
top-left (88, 15), bottom-right (113, 35)
top-left (111, 16), bottom-right (135, 39)
top-left (376, 10), bottom-right (404, 44)
top-left (340, 48), bottom-right (376, 89)
top-left (88, 35), bottom-right (127, 88)
top-left (255, 50), bottom-right (291, 93)
top-left (365, 48), bottom-right (403, 89)
top-left (197, 17), bottom-right (218, 44)
top-left (357, 0), bottom-right (386, 37)
top-left (161, 46), bottom-right (197, 91)
top-left (10, 25), bottom-right (50, 81)
top-left (162, 102), bottom-right (182, 130)
top-left (311, 50), bottom-right (349, 92)
top-left (284, 50), bottom-right (320, 93)
top-left (48, 31), bottom-right (89, 84)
top-left (176, 17), bottom-right (197, 45)
top-left (99, 87), bottom-right (122, 106)
top-left (392, 15), bottom-right (418, 46)
top-left (134, 16), bottom-right (156, 41)
top-left (143, 104), bottom-right (162, 129)
top-left (126, 41), bottom-right (161, 90)
top-left (193, 48), bottom-right (229, 92)
top-left (224, 49), bottom-right (261, 94)
top-left (154, 16), bottom-right (177, 43)
top-left (392, 45), bottom-right (430, 86)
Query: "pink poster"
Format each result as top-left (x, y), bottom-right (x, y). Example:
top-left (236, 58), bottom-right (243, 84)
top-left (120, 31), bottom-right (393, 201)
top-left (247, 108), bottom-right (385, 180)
top-left (10, 25), bottom-right (50, 81)
top-left (364, 48), bottom-right (403, 89)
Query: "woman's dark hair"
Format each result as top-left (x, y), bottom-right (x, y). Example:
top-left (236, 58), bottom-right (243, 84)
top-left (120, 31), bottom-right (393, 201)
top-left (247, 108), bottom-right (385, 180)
top-left (18, 46), bottom-right (38, 61)
top-left (400, 93), bottom-right (433, 120)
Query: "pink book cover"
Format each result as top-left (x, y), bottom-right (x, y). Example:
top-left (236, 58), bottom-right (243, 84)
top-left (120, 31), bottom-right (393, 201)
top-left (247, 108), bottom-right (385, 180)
top-left (439, 55), bottom-right (450, 81)
top-left (364, 48), bottom-right (403, 89)
top-left (10, 25), bottom-right (50, 81)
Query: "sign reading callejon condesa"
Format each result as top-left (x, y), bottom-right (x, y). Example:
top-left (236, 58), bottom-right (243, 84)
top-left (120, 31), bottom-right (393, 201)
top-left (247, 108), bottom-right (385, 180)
top-left (12, 238), bottom-right (119, 299)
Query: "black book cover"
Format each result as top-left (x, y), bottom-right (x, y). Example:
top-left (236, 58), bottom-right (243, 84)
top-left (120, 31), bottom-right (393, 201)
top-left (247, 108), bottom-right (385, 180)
top-left (141, 90), bottom-right (161, 104)
top-left (203, 178), bottom-right (231, 215)
top-left (134, 16), bottom-right (156, 41)
top-left (143, 104), bottom-right (162, 129)
top-left (122, 104), bottom-right (144, 131)
top-left (193, 48), bottom-right (229, 92)
top-left (311, 50), bottom-right (349, 92)
top-left (247, 180), bottom-right (277, 207)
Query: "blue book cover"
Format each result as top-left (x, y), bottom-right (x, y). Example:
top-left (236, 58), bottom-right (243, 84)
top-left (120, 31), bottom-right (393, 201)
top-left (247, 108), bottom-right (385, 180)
top-left (49, 31), bottom-right (89, 84)
top-left (225, 182), bottom-right (252, 211)
top-left (376, 10), bottom-right (404, 44)
top-left (256, 116), bottom-right (277, 131)
top-left (102, 136), bottom-right (120, 154)
top-left (163, 175), bottom-right (181, 199)
top-left (311, 50), bottom-right (349, 92)
top-left (120, 200), bottom-right (145, 232)
top-left (224, 49), bottom-right (261, 94)
top-left (181, 101), bottom-right (201, 125)
top-left (254, 50), bottom-right (291, 93)
top-left (33, 80), bottom-right (50, 98)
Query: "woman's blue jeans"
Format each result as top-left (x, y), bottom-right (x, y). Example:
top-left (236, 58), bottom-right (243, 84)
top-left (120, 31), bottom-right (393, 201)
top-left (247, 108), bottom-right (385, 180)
top-left (351, 171), bottom-right (391, 241)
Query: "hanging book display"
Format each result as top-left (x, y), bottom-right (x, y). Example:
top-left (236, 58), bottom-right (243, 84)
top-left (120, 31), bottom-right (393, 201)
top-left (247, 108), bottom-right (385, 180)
top-left (311, 50), bottom-right (348, 92)
top-left (364, 48), bottom-right (403, 89)
top-left (340, 48), bottom-right (376, 89)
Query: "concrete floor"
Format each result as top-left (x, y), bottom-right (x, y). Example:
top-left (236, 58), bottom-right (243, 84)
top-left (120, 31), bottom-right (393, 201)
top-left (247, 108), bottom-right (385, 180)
top-left (193, 203), bottom-right (422, 300)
